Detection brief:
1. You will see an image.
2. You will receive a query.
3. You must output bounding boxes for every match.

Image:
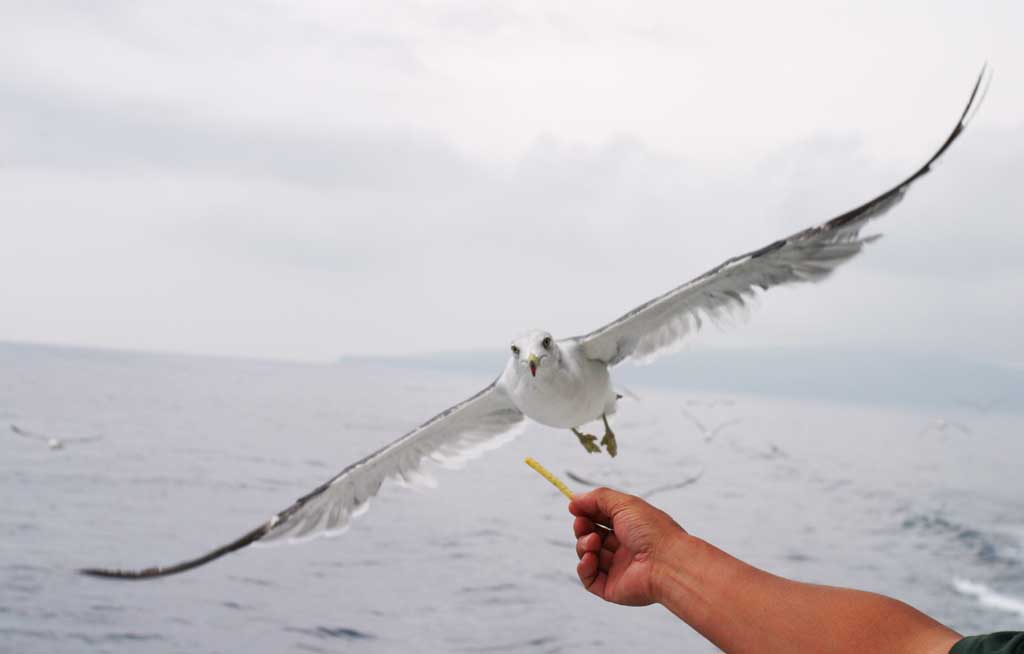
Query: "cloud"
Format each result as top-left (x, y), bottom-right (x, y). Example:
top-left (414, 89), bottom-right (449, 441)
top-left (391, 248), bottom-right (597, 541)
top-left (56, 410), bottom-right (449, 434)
top-left (0, 2), bottom-right (1021, 365)
top-left (0, 79), bottom-right (476, 189)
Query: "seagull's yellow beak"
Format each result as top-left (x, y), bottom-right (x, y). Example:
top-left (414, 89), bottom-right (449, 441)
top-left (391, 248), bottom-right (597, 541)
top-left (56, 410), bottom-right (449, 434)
top-left (528, 354), bottom-right (540, 377)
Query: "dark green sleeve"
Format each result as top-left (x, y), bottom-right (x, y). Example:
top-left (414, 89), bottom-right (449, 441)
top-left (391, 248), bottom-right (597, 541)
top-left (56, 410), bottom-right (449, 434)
top-left (951, 632), bottom-right (1024, 654)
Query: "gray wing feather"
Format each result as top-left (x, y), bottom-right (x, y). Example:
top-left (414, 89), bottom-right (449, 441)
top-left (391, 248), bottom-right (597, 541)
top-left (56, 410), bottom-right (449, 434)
top-left (576, 68), bottom-right (988, 366)
top-left (81, 381), bottom-right (524, 579)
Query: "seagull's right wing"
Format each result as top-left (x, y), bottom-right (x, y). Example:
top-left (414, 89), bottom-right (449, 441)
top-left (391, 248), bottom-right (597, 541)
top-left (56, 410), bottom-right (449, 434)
top-left (64, 435), bottom-right (104, 445)
top-left (707, 418), bottom-right (742, 439)
top-left (81, 380), bottom-right (524, 579)
top-left (678, 408), bottom-right (708, 434)
top-left (572, 68), bottom-right (988, 367)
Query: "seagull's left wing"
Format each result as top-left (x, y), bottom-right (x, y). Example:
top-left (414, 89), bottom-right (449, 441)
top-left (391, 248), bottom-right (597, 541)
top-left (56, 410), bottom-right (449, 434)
top-left (574, 69), bottom-right (987, 367)
top-left (11, 425), bottom-right (49, 442)
top-left (81, 380), bottom-right (524, 579)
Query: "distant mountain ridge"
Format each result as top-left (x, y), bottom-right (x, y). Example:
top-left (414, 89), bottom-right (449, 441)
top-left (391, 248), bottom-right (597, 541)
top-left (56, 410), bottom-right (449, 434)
top-left (2, 340), bottom-right (1016, 413)
top-left (338, 346), bottom-right (1023, 413)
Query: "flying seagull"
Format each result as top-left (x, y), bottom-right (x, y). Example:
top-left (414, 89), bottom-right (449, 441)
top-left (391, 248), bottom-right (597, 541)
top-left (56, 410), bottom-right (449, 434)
top-left (566, 467), bottom-right (706, 499)
top-left (82, 69), bottom-right (988, 579)
top-left (919, 417), bottom-right (973, 437)
top-left (684, 397), bottom-right (736, 409)
top-left (679, 407), bottom-right (743, 443)
top-left (11, 424), bottom-right (103, 450)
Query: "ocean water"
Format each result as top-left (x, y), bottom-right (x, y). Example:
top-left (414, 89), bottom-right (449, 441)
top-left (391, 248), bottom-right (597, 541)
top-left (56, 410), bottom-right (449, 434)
top-left (1, 342), bottom-right (1022, 653)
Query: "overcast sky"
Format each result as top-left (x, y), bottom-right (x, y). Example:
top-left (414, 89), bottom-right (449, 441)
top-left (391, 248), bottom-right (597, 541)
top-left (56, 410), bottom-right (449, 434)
top-left (1, 1), bottom-right (1021, 366)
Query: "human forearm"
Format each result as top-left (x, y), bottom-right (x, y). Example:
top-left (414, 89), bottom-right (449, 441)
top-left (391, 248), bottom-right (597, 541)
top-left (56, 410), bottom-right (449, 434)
top-left (652, 532), bottom-right (961, 654)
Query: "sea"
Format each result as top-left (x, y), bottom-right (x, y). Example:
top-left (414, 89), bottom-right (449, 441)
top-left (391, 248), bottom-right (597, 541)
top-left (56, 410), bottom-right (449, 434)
top-left (1, 341), bottom-right (1022, 653)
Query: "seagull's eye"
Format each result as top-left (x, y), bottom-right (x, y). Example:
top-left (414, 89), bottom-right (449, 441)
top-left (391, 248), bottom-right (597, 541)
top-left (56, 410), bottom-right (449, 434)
top-left (511, 345), bottom-right (519, 355)
top-left (541, 337), bottom-right (552, 350)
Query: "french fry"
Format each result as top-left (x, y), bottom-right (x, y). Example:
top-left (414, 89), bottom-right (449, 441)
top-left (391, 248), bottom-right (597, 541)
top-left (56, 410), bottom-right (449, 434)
top-left (524, 457), bottom-right (613, 533)
top-left (524, 457), bottom-right (574, 500)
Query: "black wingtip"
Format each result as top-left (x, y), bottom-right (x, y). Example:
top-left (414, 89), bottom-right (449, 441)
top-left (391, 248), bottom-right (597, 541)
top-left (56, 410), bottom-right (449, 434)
top-left (913, 63), bottom-right (990, 177)
top-left (79, 522), bottom-right (272, 580)
top-left (958, 63), bottom-right (990, 128)
top-left (965, 63), bottom-right (992, 127)
top-left (79, 566), bottom-right (170, 580)
top-left (825, 64), bottom-right (992, 232)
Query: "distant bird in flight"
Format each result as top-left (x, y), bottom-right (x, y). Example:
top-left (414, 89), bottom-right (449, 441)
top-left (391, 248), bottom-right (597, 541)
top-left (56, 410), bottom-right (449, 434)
top-left (565, 467), bottom-right (705, 499)
top-left (10, 424), bottom-right (103, 450)
top-left (684, 397), bottom-right (736, 409)
top-left (919, 417), bottom-right (973, 437)
top-left (82, 69), bottom-right (988, 579)
top-left (680, 407), bottom-right (743, 443)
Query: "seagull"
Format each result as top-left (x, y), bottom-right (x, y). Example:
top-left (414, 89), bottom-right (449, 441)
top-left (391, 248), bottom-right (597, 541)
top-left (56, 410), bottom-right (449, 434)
top-left (81, 69), bottom-right (988, 579)
top-left (641, 469), bottom-right (705, 500)
top-left (679, 407), bottom-right (743, 443)
top-left (919, 417), bottom-right (972, 436)
top-left (564, 467), bottom-right (705, 499)
top-left (684, 398), bottom-right (736, 409)
top-left (565, 470), bottom-right (604, 487)
top-left (10, 424), bottom-right (103, 450)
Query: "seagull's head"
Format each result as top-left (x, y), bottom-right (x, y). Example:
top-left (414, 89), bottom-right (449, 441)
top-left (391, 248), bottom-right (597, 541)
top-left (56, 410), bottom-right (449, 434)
top-left (510, 330), bottom-right (560, 378)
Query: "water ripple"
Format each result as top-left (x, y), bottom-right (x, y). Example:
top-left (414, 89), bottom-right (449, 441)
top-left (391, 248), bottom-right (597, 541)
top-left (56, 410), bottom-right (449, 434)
top-left (66, 631), bottom-right (166, 645)
top-left (901, 511), bottom-right (1020, 567)
top-left (285, 625), bottom-right (376, 640)
top-left (464, 635), bottom-right (558, 652)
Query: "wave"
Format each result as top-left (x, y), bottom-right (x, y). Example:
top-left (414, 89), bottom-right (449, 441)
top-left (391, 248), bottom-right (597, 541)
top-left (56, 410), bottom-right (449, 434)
top-left (901, 512), bottom-right (1020, 567)
top-left (284, 625), bottom-right (375, 640)
top-left (952, 578), bottom-right (1024, 617)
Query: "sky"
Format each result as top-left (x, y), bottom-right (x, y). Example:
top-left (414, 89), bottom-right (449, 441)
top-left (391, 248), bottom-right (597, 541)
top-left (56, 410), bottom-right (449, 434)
top-left (1, 1), bottom-right (1022, 366)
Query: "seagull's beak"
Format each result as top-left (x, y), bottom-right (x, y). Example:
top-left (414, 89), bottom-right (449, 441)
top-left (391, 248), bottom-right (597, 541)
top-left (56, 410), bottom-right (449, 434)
top-left (528, 354), bottom-right (540, 377)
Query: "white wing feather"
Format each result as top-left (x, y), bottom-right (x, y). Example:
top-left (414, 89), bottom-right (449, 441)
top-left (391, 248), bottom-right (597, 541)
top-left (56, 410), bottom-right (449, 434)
top-left (263, 381), bottom-right (524, 542)
top-left (81, 380), bottom-right (523, 578)
top-left (576, 69), bottom-right (987, 367)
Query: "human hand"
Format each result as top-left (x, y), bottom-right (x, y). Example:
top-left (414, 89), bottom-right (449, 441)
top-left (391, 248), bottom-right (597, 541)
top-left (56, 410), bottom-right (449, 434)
top-left (568, 487), bottom-right (688, 606)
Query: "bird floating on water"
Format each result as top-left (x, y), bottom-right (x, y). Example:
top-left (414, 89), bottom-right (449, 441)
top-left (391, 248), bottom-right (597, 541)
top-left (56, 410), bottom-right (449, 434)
top-left (82, 68), bottom-right (989, 579)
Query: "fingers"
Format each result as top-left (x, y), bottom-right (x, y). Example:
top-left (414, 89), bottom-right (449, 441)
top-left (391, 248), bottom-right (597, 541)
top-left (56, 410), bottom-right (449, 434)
top-left (576, 531), bottom-right (600, 559)
top-left (571, 486), bottom-right (658, 599)
top-left (573, 516), bottom-right (595, 539)
top-left (574, 517), bottom-right (620, 551)
top-left (577, 552), bottom-right (607, 596)
top-left (603, 532), bottom-right (620, 552)
top-left (576, 533), bottom-right (616, 566)
top-left (569, 487), bottom-right (636, 525)
top-left (576, 531), bottom-right (616, 598)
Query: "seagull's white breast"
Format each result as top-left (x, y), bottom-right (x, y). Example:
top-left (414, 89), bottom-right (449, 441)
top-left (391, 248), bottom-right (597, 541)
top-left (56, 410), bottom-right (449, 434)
top-left (499, 342), bottom-right (616, 429)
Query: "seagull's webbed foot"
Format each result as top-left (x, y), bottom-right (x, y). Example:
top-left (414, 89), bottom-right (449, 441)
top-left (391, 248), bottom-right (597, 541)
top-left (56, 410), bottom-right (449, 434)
top-left (572, 428), bottom-right (602, 454)
top-left (600, 414), bottom-right (618, 458)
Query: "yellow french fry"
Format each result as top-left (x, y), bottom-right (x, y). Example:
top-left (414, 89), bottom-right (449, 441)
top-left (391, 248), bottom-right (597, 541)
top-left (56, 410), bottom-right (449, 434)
top-left (524, 457), bottom-right (574, 500)
top-left (524, 457), bottom-right (613, 533)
